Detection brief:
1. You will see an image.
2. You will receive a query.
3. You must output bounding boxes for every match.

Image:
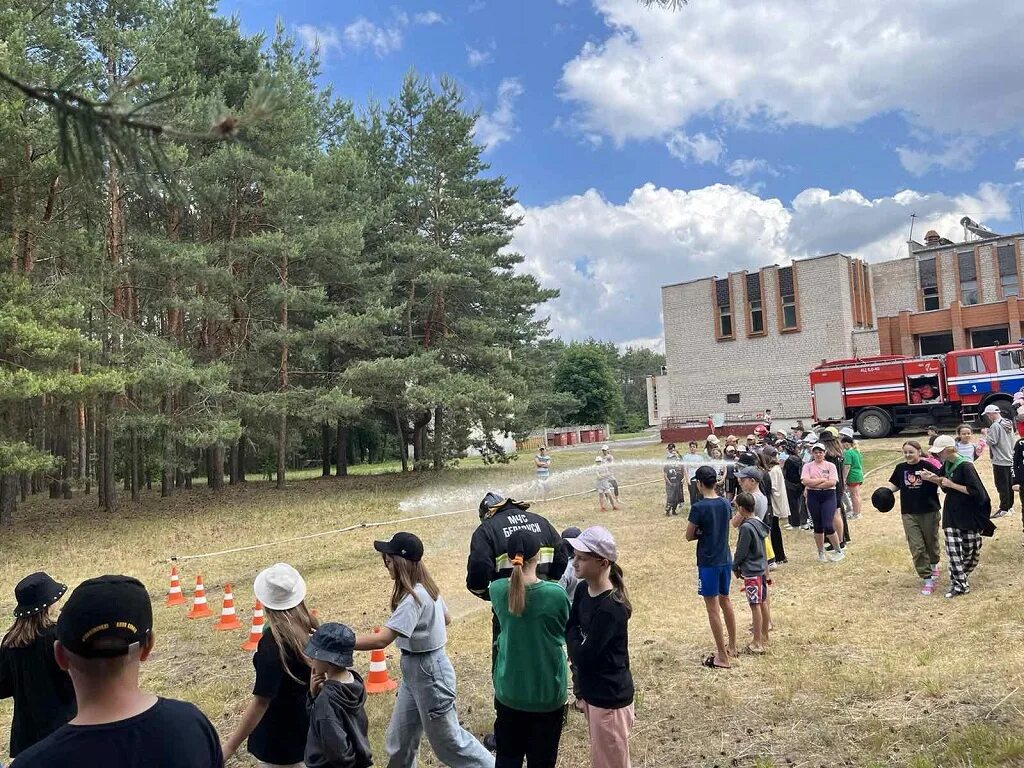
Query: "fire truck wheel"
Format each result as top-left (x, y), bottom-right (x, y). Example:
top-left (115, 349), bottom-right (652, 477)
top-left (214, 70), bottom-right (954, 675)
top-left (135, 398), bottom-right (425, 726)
top-left (855, 408), bottom-right (892, 440)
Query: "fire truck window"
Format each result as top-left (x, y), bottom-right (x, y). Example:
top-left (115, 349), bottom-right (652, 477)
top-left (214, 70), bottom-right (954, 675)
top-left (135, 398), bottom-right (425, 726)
top-left (956, 355), bottom-right (984, 375)
top-left (998, 350), bottom-right (1024, 371)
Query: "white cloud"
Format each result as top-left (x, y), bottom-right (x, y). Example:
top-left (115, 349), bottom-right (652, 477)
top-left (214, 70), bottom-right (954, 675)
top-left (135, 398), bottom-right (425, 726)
top-left (1016, 158), bottom-right (1024, 171)
top-left (413, 11), bottom-right (445, 25)
top-left (343, 18), bottom-right (403, 57)
top-left (896, 137), bottom-right (979, 176)
top-left (727, 158), bottom-right (778, 178)
top-left (665, 131), bottom-right (723, 165)
top-left (467, 43), bottom-right (495, 67)
top-left (475, 78), bottom-right (524, 152)
top-left (560, 0), bottom-right (1024, 145)
top-left (295, 24), bottom-right (342, 55)
top-left (513, 182), bottom-right (1015, 344)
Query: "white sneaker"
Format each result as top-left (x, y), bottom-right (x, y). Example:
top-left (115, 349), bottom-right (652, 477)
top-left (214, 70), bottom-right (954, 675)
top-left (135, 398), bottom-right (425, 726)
top-left (817, 552), bottom-right (827, 563)
top-left (992, 509), bottom-right (1010, 519)
top-left (829, 550), bottom-right (846, 562)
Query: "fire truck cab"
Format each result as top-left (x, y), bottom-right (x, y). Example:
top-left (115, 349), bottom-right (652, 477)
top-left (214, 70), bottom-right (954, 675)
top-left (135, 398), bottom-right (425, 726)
top-left (810, 343), bottom-right (1024, 439)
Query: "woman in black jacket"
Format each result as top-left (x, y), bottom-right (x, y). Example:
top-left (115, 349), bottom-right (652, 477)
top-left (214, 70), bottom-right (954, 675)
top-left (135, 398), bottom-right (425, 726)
top-left (782, 440), bottom-right (806, 528)
top-left (920, 435), bottom-right (992, 598)
top-left (0, 572), bottom-right (76, 758)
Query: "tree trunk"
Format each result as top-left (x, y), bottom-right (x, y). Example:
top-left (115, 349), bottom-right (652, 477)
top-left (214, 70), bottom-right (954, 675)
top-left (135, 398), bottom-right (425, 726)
top-left (101, 405), bottom-right (116, 513)
top-left (335, 422), bottom-right (349, 477)
top-left (237, 434), bottom-right (247, 483)
top-left (85, 405), bottom-right (93, 495)
top-left (229, 443), bottom-right (240, 486)
top-left (0, 474), bottom-right (17, 526)
top-left (433, 405), bottom-right (444, 470)
top-left (276, 251), bottom-right (288, 490)
top-left (130, 425), bottom-right (140, 502)
top-left (321, 422), bottom-right (332, 477)
top-left (394, 410), bottom-right (409, 473)
top-left (210, 443), bottom-right (224, 492)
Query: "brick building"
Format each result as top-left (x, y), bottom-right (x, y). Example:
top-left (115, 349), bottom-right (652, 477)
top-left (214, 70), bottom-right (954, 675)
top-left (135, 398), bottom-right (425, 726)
top-left (653, 220), bottom-right (1024, 422)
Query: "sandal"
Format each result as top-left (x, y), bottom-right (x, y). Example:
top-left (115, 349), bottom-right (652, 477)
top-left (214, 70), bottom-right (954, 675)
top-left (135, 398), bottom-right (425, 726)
top-left (702, 653), bottom-right (730, 669)
top-left (742, 645), bottom-right (766, 655)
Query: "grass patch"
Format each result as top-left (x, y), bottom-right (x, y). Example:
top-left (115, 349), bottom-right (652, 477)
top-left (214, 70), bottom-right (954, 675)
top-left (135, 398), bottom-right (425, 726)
top-left (3, 438), bottom-right (1024, 766)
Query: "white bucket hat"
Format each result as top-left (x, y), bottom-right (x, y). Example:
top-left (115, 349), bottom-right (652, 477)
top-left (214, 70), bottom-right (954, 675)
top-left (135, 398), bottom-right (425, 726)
top-left (254, 563), bottom-right (307, 611)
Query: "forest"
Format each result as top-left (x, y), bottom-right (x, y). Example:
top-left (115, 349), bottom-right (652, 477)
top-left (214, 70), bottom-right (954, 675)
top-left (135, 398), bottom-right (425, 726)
top-left (0, 1), bottom-right (661, 524)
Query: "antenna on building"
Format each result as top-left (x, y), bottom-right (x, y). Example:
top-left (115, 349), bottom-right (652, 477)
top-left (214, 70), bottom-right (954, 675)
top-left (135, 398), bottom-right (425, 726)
top-left (907, 213), bottom-right (917, 257)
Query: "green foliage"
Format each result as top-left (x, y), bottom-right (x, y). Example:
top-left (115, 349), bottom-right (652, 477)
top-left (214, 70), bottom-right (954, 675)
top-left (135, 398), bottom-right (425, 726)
top-left (553, 343), bottom-right (623, 426)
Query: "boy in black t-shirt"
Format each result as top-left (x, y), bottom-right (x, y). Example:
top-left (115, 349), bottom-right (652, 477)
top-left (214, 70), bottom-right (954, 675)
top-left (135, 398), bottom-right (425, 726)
top-left (13, 575), bottom-right (223, 768)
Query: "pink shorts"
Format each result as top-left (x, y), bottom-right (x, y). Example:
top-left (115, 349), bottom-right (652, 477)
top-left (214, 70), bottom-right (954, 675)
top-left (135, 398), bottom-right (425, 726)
top-left (743, 575), bottom-right (768, 605)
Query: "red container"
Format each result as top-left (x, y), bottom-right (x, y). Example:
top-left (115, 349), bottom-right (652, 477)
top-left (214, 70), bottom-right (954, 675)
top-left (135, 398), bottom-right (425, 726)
top-left (580, 430), bottom-right (591, 444)
top-left (567, 432), bottom-right (577, 445)
top-left (596, 429), bottom-right (605, 441)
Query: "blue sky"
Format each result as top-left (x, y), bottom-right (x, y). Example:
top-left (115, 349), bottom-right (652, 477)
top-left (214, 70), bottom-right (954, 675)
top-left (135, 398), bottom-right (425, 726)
top-left (219, 0), bottom-right (1024, 350)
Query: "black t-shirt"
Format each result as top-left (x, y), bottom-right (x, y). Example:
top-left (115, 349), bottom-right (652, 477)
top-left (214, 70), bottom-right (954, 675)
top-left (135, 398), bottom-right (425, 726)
top-left (12, 697), bottom-right (222, 768)
top-left (249, 629), bottom-right (312, 765)
top-left (888, 461), bottom-right (941, 515)
top-left (566, 585), bottom-right (633, 709)
top-left (0, 625), bottom-right (76, 756)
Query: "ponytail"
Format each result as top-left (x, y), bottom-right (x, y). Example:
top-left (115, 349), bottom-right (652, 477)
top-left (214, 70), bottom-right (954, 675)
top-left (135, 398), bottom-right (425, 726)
top-left (609, 562), bottom-right (632, 618)
top-left (508, 555), bottom-right (527, 616)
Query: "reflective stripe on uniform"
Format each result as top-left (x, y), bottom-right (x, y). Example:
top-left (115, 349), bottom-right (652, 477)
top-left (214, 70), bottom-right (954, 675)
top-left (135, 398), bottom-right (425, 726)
top-left (495, 546), bottom-right (555, 570)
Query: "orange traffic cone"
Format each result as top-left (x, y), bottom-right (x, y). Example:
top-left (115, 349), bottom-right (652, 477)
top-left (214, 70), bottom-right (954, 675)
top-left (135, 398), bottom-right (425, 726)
top-left (241, 600), bottom-right (265, 651)
top-left (186, 575), bottom-right (213, 620)
top-left (365, 627), bottom-right (398, 694)
top-left (213, 583), bottom-right (242, 631)
top-left (165, 565), bottom-right (186, 607)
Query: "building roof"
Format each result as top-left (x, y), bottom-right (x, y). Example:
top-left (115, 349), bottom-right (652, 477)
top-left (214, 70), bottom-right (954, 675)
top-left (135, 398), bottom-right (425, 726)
top-left (911, 231), bottom-right (1024, 255)
top-left (660, 251), bottom-right (849, 291)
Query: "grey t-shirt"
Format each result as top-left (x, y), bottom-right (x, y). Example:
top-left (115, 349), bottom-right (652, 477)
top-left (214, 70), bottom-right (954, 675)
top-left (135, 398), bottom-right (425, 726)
top-left (753, 490), bottom-right (769, 522)
top-left (385, 584), bottom-right (447, 653)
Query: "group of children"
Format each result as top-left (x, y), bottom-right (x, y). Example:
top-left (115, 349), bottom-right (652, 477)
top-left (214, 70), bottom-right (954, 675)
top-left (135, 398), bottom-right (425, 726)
top-left (1, 523), bottom-right (636, 768)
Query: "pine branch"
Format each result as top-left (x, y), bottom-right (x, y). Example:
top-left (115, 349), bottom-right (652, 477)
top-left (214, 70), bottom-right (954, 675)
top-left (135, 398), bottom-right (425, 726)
top-left (0, 70), bottom-right (278, 182)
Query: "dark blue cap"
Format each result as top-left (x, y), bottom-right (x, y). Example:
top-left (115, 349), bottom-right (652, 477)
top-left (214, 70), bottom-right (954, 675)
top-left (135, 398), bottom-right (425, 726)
top-left (305, 622), bottom-right (356, 668)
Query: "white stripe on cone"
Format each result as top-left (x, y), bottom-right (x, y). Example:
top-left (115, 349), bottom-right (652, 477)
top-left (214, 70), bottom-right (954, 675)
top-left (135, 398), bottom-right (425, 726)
top-left (222, 607), bottom-right (236, 615)
top-left (369, 660), bottom-right (387, 672)
top-left (168, 586), bottom-right (181, 593)
top-left (194, 596), bottom-right (207, 604)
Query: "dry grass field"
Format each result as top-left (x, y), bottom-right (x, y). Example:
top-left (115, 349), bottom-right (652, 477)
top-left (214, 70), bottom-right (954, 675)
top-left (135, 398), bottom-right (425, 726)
top-left (3, 439), bottom-right (1024, 767)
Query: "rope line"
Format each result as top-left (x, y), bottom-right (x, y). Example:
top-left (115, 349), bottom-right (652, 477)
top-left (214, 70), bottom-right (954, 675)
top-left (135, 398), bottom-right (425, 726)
top-left (169, 478), bottom-right (664, 563)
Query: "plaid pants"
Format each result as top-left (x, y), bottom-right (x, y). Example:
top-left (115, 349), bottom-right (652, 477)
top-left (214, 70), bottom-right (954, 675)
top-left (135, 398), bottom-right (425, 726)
top-left (944, 528), bottom-right (983, 594)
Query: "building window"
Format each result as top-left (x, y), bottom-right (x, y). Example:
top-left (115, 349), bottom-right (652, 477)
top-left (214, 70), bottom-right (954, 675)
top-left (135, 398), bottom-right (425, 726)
top-left (746, 272), bottom-right (764, 335)
top-left (971, 327), bottom-right (1009, 349)
top-left (778, 265), bottom-right (798, 331)
top-left (958, 250), bottom-right (978, 305)
top-left (998, 244), bottom-right (1018, 297)
top-left (726, 393), bottom-right (740, 404)
top-left (919, 257), bottom-right (939, 310)
top-left (919, 332), bottom-right (954, 356)
top-left (715, 278), bottom-right (733, 339)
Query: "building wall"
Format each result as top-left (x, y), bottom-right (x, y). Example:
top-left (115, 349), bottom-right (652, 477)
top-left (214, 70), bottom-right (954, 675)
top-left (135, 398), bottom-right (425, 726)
top-left (646, 374), bottom-right (671, 426)
top-left (870, 257), bottom-right (918, 317)
top-left (662, 253), bottom-right (859, 419)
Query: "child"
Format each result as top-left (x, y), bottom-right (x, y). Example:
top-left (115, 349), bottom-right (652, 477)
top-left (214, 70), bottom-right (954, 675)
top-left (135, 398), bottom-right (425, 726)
top-left (223, 562), bottom-right (319, 766)
top-left (534, 446), bottom-right (552, 502)
top-left (732, 493), bottom-right (770, 653)
top-left (0, 572), bottom-right (76, 758)
top-left (686, 465), bottom-right (737, 669)
top-left (664, 450), bottom-right (684, 517)
top-left (558, 526), bottom-right (583, 604)
top-left (801, 444), bottom-right (846, 562)
top-left (596, 456), bottom-right (621, 511)
top-left (841, 434), bottom-right (864, 520)
top-left (682, 441), bottom-right (703, 509)
top-left (565, 526), bottom-right (634, 768)
top-left (304, 623), bottom-right (372, 768)
top-left (355, 532), bottom-right (492, 768)
top-left (955, 424), bottom-right (985, 462)
top-left (490, 529), bottom-right (570, 768)
top-left (884, 440), bottom-right (942, 595)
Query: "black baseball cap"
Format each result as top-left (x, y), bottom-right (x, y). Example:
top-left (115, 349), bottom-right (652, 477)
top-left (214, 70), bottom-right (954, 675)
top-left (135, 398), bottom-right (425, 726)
top-left (56, 575), bottom-right (153, 659)
top-left (694, 465), bottom-right (718, 487)
top-left (507, 529), bottom-right (540, 561)
top-left (374, 532), bottom-right (424, 562)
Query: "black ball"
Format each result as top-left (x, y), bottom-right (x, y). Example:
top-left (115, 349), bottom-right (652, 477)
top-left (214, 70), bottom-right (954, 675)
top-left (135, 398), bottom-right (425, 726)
top-left (871, 486), bottom-right (896, 513)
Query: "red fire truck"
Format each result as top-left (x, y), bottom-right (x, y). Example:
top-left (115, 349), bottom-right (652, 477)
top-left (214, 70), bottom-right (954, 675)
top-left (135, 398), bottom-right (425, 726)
top-left (810, 342), bottom-right (1024, 438)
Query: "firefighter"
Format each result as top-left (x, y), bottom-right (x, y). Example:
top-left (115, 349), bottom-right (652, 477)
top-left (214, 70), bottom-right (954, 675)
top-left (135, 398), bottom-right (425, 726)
top-left (465, 491), bottom-right (569, 750)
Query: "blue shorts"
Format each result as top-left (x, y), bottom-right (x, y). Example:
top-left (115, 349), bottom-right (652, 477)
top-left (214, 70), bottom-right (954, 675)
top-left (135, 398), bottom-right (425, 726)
top-left (697, 564), bottom-right (732, 597)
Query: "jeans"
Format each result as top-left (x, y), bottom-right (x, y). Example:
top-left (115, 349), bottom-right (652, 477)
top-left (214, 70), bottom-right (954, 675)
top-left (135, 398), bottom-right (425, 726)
top-left (386, 650), bottom-right (494, 768)
top-left (494, 701), bottom-right (565, 768)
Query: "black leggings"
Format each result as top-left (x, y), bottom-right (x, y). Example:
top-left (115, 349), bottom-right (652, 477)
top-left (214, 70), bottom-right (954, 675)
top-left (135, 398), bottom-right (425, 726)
top-left (769, 513), bottom-right (787, 562)
top-left (494, 700), bottom-right (565, 768)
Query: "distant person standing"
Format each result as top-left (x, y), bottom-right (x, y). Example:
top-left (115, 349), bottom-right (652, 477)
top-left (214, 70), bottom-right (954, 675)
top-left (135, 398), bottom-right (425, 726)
top-left (983, 404), bottom-right (1015, 518)
top-left (926, 425), bottom-right (939, 447)
top-left (682, 441), bottom-right (703, 511)
top-left (596, 458), bottom-right (621, 512)
top-left (600, 445), bottom-right (619, 500)
top-left (534, 446), bottom-right (552, 502)
top-left (664, 449), bottom-right (684, 517)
